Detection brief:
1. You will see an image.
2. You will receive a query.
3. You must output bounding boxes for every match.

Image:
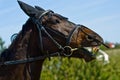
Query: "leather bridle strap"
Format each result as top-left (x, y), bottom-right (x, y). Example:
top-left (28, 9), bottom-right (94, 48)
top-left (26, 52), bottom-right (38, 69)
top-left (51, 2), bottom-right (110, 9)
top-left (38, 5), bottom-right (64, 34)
top-left (32, 17), bottom-right (64, 52)
top-left (78, 25), bottom-right (110, 48)
top-left (32, 10), bottom-right (81, 57)
top-left (0, 52), bottom-right (60, 66)
top-left (31, 10), bottom-right (55, 52)
top-left (66, 25), bottom-right (79, 45)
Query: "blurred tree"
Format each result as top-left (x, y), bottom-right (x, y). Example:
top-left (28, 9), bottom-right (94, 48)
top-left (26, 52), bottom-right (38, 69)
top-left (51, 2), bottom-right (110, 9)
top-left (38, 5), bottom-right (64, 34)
top-left (115, 43), bottom-right (120, 49)
top-left (0, 37), bottom-right (6, 53)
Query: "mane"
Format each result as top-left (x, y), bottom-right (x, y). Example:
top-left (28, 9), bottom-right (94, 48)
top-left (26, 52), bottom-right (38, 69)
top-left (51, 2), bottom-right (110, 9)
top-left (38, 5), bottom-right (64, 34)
top-left (11, 22), bottom-right (32, 43)
top-left (0, 31), bottom-right (23, 62)
top-left (23, 18), bottom-right (33, 30)
top-left (8, 19), bottom-right (33, 51)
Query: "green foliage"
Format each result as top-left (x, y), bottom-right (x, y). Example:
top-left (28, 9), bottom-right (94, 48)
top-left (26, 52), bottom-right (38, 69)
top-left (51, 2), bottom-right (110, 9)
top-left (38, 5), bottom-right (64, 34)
top-left (41, 49), bottom-right (120, 80)
top-left (114, 43), bottom-right (120, 49)
top-left (0, 37), bottom-right (6, 53)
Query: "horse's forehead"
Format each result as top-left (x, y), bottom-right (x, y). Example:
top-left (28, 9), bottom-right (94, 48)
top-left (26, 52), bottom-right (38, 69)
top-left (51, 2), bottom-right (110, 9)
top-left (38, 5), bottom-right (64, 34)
top-left (44, 13), bottom-right (67, 21)
top-left (43, 15), bottom-right (70, 28)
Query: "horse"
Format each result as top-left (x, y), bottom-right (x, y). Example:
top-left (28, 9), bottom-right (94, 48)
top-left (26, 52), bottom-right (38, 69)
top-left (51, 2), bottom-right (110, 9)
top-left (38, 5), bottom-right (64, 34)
top-left (0, 30), bottom-right (32, 80)
top-left (17, 1), bottom-right (109, 80)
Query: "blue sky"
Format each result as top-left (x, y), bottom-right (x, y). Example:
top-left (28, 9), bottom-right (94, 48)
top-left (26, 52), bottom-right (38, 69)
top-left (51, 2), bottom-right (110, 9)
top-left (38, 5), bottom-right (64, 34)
top-left (0, 0), bottom-right (120, 46)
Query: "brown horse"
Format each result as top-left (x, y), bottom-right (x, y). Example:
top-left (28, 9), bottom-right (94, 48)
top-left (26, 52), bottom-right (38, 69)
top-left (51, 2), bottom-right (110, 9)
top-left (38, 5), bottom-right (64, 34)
top-left (0, 30), bottom-right (32, 80)
top-left (17, 1), bottom-right (108, 80)
top-left (18, 1), bottom-right (109, 80)
top-left (17, 1), bottom-right (107, 80)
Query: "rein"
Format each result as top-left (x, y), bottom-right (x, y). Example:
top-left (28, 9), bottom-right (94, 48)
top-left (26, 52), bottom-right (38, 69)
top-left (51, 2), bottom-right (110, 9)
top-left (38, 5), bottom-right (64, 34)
top-left (0, 52), bottom-right (60, 66)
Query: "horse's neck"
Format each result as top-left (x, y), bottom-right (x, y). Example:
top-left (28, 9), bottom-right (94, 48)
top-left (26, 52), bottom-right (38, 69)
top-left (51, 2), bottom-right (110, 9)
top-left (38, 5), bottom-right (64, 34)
top-left (0, 31), bottom-right (31, 80)
top-left (9, 30), bottom-right (30, 59)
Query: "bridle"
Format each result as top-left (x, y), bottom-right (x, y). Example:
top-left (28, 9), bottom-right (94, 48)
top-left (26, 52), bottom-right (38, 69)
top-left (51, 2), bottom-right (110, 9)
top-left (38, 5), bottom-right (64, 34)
top-left (31, 10), bottom-right (79, 57)
top-left (0, 10), bottom-right (109, 66)
top-left (32, 10), bottom-right (109, 58)
top-left (0, 10), bottom-right (79, 66)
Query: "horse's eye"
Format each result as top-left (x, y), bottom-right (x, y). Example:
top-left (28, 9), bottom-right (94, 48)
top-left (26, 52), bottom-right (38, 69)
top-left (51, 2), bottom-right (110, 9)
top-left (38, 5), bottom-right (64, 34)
top-left (86, 35), bottom-right (93, 41)
top-left (52, 19), bottom-right (60, 24)
top-left (55, 19), bottom-right (60, 24)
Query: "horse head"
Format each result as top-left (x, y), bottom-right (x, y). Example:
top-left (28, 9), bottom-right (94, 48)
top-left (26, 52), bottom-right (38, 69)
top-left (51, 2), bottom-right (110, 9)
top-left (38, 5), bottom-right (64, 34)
top-left (17, 1), bottom-right (109, 79)
top-left (18, 0), bottom-right (107, 58)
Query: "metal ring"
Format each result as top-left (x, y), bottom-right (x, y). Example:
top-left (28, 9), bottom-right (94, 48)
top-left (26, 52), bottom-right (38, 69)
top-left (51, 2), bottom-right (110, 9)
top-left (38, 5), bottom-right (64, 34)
top-left (63, 46), bottom-right (73, 57)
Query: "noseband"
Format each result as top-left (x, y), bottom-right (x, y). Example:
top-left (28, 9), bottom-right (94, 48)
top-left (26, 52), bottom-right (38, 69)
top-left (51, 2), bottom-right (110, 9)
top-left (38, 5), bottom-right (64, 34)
top-left (77, 25), bottom-right (110, 48)
top-left (31, 10), bottom-right (79, 57)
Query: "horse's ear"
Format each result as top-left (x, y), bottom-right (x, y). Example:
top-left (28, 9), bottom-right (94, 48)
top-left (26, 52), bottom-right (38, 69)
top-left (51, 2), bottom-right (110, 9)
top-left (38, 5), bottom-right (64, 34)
top-left (35, 6), bottom-right (45, 11)
top-left (17, 0), bottom-right (44, 18)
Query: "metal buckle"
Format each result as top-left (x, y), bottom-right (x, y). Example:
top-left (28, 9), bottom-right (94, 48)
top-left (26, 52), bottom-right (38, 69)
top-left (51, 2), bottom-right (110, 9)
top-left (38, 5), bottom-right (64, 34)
top-left (63, 46), bottom-right (78, 57)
